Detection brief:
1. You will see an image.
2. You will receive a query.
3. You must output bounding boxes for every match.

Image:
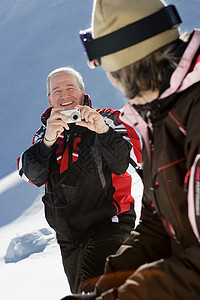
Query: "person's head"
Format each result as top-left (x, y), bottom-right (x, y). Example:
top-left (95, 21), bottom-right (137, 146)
top-left (46, 67), bottom-right (85, 109)
top-left (80, 0), bottom-right (182, 103)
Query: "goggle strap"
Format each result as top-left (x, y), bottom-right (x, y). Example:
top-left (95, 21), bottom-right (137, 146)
top-left (82, 5), bottom-right (181, 61)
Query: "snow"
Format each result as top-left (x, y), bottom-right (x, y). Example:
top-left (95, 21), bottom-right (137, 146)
top-left (0, 1), bottom-right (199, 299)
top-left (4, 228), bottom-right (54, 263)
top-left (0, 164), bottom-right (142, 300)
top-left (0, 242), bottom-right (70, 299)
top-left (0, 193), bottom-right (71, 299)
top-left (0, 170), bottom-right (23, 195)
top-left (0, 171), bottom-right (143, 300)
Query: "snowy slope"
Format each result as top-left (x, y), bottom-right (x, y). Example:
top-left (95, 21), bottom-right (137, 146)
top-left (0, 1), bottom-right (199, 299)
top-left (0, 192), bottom-right (70, 300)
top-left (0, 172), bottom-right (143, 300)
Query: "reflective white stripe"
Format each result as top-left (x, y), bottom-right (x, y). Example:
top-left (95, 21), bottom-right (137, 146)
top-left (103, 115), bottom-right (133, 149)
top-left (72, 153), bottom-right (79, 157)
top-left (57, 155), bottom-right (62, 161)
top-left (21, 172), bottom-right (30, 183)
top-left (103, 115), bottom-right (125, 131)
top-left (123, 135), bottom-right (132, 144)
top-left (111, 216), bottom-right (119, 223)
top-left (33, 126), bottom-right (45, 143)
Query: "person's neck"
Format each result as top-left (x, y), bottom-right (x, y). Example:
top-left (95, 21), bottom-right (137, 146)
top-left (131, 90), bottom-right (159, 105)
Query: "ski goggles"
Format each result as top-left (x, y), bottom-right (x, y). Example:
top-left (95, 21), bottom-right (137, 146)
top-left (79, 5), bottom-right (181, 69)
top-left (79, 28), bottom-right (101, 69)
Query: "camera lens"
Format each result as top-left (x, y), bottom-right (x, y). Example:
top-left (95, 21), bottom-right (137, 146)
top-left (72, 113), bottom-right (78, 120)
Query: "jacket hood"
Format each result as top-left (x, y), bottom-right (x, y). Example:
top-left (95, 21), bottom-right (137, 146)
top-left (120, 29), bottom-right (200, 160)
top-left (159, 29), bottom-right (200, 99)
top-left (121, 30), bottom-right (200, 122)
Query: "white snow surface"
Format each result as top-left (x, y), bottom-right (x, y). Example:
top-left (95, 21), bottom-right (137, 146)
top-left (0, 1), bottom-right (199, 299)
top-left (0, 170), bottom-right (23, 195)
top-left (0, 170), bottom-right (143, 300)
top-left (0, 192), bottom-right (71, 300)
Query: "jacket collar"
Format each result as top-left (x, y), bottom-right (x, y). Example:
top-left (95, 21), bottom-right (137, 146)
top-left (120, 30), bottom-right (200, 160)
top-left (122, 30), bottom-right (200, 122)
top-left (159, 29), bottom-right (200, 99)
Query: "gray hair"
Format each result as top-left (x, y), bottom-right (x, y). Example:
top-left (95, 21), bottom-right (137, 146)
top-left (46, 66), bottom-right (85, 96)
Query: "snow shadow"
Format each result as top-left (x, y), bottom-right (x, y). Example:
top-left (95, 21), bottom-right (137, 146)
top-left (4, 228), bottom-right (54, 263)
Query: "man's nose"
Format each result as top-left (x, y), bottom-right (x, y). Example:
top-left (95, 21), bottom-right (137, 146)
top-left (60, 90), bottom-right (68, 98)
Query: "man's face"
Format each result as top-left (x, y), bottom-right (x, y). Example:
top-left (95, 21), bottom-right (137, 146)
top-left (48, 72), bottom-right (84, 109)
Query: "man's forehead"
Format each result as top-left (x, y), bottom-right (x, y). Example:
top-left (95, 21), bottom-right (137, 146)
top-left (50, 72), bottom-right (77, 86)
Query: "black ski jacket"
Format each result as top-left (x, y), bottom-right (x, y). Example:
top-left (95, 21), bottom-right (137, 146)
top-left (18, 95), bottom-right (142, 244)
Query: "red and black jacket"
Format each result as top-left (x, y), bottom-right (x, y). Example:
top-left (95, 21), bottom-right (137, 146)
top-left (18, 95), bottom-right (142, 243)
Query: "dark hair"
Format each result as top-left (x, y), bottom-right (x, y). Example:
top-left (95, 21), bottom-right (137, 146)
top-left (110, 39), bottom-right (183, 99)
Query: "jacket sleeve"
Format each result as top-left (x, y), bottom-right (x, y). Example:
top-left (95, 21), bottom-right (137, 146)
top-left (97, 127), bottom-right (132, 175)
top-left (104, 199), bottom-right (171, 273)
top-left (95, 199), bottom-right (171, 294)
top-left (111, 245), bottom-right (200, 300)
top-left (95, 202), bottom-right (200, 299)
top-left (97, 108), bottom-right (142, 175)
top-left (18, 126), bottom-right (55, 187)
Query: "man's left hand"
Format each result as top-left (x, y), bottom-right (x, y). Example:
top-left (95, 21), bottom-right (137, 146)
top-left (75, 105), bottom-right (109, 134)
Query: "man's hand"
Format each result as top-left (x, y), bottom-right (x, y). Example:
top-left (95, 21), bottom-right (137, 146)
top-left (43, 107), bottom-right (69, 148)
top-left (75, 106), bottom-right (109, 134)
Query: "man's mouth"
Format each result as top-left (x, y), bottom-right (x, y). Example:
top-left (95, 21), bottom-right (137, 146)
top-left (60, 101), bottom-right (73, 107)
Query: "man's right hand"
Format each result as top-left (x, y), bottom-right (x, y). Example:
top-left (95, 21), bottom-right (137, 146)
top-left (43, 107), bottom-right (69, 148)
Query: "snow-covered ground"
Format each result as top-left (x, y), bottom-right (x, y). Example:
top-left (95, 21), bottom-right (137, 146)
top-left (0, 190), bottom-right (71, 300)
top-left (0, 1), bottom-right (199, 299)
top-left (0, 170), bottom-right (142, 300)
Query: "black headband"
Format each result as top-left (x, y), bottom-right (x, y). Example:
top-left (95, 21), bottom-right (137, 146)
top-left (80, 5), bottom-right (182, 61)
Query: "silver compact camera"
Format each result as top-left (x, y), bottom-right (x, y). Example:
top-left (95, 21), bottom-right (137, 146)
top-left (61, 109), bottom-right (82, 123)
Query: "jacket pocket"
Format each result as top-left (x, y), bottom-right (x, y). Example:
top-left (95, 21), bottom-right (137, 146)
top-left (60, 184), bottom-right (78, 205)
top-left (153, 158), bottom-right (187, 243)
top-left (42, 193), bottom-right (71, 235)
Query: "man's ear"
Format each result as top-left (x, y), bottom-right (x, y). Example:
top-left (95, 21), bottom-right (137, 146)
top-left (48, 95), bottom-right (53, 107)
top-left (81, 90), bottom-right (85, 105)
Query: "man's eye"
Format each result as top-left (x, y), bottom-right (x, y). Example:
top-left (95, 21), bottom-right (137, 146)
top-left (54, 90), bottom-right (60, 94)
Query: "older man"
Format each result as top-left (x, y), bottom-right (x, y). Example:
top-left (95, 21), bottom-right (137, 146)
top-left (18, 66), bottom-right (142, 294)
